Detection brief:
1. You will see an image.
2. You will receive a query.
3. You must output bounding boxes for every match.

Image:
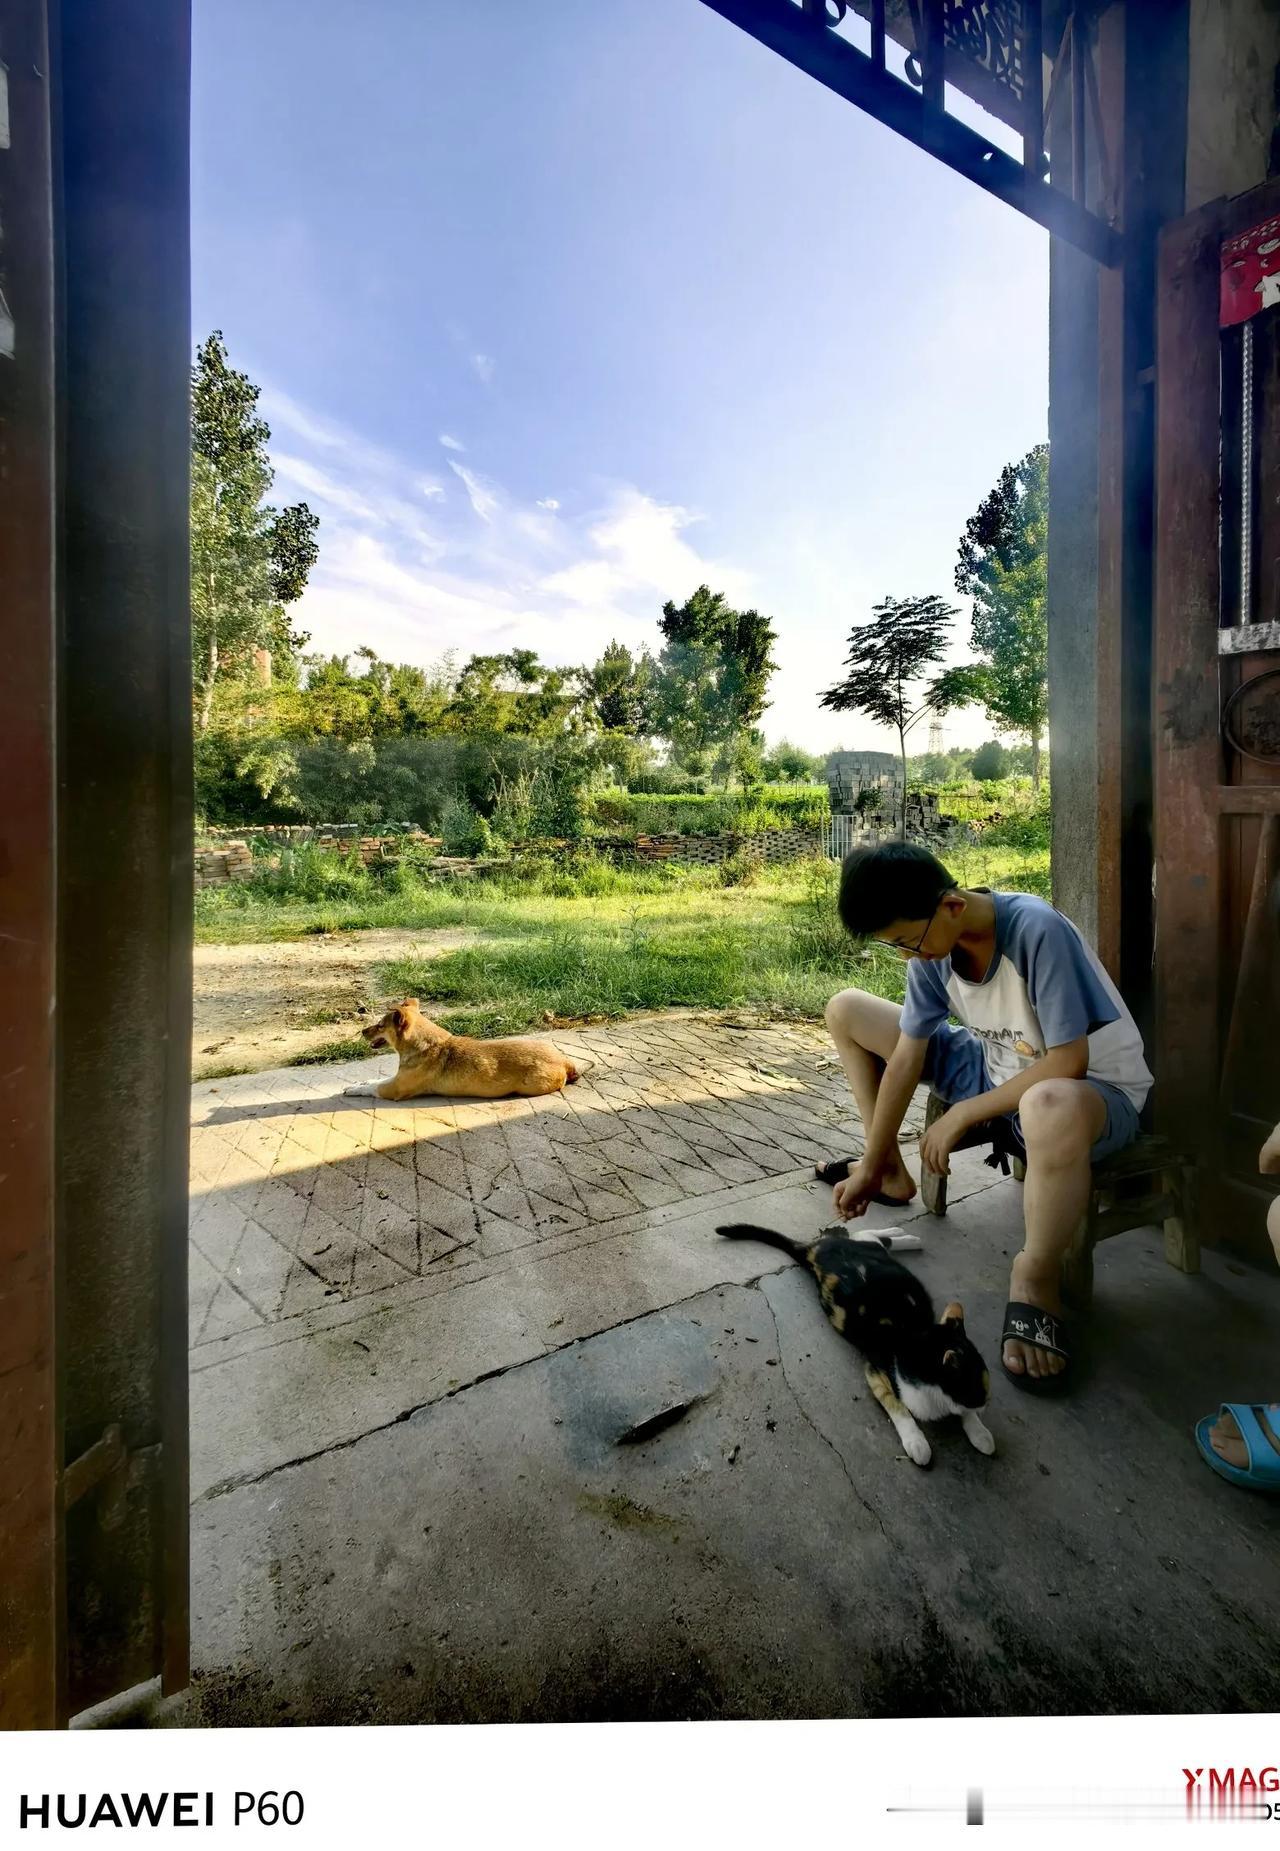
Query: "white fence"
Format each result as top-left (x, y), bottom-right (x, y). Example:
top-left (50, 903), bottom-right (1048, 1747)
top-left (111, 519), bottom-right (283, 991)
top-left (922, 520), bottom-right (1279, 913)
top-left (823, 814), bottom-right (865, 862)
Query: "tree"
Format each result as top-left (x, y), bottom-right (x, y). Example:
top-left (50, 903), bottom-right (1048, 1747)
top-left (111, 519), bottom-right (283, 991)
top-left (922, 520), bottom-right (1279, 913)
top-left (819, 594), bottom-right (956, 836)
top-left (971, 738), bottom-right (1011, 781)
top-left (761, 738), bottom-right (826, 784)
top-left (191, 332), bottom-right (319, 731)
top-left (713, 727), bottom-right (765, 791)
top-left (582, 640), bottom-right (654, 735)
top-left (932, 444), bottom-right (1048, 789)
top-left (651, 585), bottom-right (778, 775)
top-left (910, 750), bottom-right (955, 785)
top-left (301, 647), bottom-right (453, 738)
top-left (444, 650), bottom-right (583, 736)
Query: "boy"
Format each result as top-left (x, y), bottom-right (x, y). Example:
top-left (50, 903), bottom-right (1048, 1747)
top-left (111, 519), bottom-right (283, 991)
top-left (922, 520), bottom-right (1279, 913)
top-left (821, 841), bottom-right (1152, 1395)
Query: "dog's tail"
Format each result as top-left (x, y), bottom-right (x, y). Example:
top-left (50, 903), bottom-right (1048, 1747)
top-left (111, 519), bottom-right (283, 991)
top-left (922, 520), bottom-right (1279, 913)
top-left (716, 1222), bottom-right (811, 1261)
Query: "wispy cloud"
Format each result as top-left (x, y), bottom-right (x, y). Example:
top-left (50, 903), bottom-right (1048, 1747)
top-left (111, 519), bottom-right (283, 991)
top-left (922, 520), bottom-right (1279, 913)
top-left (541, 489), bottom-right (752, 622)
top-left (448, 460), bottom-right (501, 525)
top-left (439, 433), bottom-right (464, 452)
top-left (471, 353), bottom-right (495, 386)
top-left (270, 390), bottom-right (750, 677)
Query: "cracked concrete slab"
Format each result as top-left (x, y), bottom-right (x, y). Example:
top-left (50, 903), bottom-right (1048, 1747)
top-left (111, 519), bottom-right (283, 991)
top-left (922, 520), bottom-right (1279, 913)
top-left (185, 1015), bottom-right (1280, 1723)
top-left (188, 1017), bottom-right (958, 1494)
top-left (188, 1160), bottom-right (1280, 1722)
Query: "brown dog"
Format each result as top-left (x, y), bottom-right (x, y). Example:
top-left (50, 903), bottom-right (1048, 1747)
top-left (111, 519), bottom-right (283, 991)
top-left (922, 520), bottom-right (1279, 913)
top-left (343, 998), bottom-right (580, 1102)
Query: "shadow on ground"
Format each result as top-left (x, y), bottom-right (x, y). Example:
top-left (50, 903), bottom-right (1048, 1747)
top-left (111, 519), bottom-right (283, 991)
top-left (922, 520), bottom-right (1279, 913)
top-left (185, 1125), bottom-right (1280, 1719)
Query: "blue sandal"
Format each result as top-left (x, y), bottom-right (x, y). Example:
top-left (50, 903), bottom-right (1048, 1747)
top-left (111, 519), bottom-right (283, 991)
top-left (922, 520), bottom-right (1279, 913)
top-left (1195, 1404), bottom-right (1280, 1493)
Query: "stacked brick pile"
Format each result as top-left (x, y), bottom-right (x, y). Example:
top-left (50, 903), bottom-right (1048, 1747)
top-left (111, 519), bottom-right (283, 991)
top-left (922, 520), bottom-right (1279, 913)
top-left (194, 827), bottom-right (441, 887)
top-left (194, 840), bottom-right (254, 889)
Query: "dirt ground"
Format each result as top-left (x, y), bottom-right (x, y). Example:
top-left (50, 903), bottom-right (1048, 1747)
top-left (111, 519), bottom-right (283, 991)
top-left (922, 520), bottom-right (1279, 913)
top-left (191, 927), bottom-right (476, 1080)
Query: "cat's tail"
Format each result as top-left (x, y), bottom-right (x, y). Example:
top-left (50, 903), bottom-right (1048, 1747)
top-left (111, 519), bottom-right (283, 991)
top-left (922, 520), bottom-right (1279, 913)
top-left (716, 1222), bottom-right (811, 1260)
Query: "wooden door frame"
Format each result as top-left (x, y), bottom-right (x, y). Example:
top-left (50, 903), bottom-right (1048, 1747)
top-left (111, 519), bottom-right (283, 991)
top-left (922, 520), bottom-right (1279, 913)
top-left (0, 0), bottom-right (193, 1727)
top-left (0, 0), bottom-right (63, 1731)
top-left (1154, 176), bottom-right (1280, 1251)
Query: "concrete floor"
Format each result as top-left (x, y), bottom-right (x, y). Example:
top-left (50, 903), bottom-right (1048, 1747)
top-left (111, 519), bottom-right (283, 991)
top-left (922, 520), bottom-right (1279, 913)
top-left (184, 1020), bottom-right (1280, 1723)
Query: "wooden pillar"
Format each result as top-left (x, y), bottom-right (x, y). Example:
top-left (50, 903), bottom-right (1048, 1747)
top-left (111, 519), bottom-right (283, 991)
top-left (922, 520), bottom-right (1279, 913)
top-left (59, 0), bottom-right (194, 1714)
top-left (1093, 0), bottom-right (1188, 1039)
top-left (0, 0), bottom-right (62, 1731)
top-left (0, 0), bottom-right (193, 1727)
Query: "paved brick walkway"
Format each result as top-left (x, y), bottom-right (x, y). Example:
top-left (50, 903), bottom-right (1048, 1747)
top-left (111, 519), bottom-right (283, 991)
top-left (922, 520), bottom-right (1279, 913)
top-left (188, 1011), bottom-right (926, 1358)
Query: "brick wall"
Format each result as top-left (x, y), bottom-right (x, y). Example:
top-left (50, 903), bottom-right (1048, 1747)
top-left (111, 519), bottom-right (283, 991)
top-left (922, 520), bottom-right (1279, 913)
top-left (622, 828), bottom-right (823, 866)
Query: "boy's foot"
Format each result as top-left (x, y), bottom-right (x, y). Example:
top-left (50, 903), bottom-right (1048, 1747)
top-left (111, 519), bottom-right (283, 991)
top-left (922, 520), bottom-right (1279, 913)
top-left (1002, 1254), bottom-right (1067, 1382)
top-left (1208, 1405), bottom-right (1280, 1469)
top-left (813, 1155), bottom-right (917, 1206)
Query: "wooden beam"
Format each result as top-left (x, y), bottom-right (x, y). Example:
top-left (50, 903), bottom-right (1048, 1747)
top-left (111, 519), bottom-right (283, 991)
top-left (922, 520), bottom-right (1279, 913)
top-left (698, 0), bottom-right (1120, 262)
top-left (1153, 200), bottom-right (1225, 1160)
top-left (0, 1), bottom-right (63, 1730)
top-left (1218, 786), bottom-right (1280, 814)
top-left (1093, 0), bottom-right (1188, 1029)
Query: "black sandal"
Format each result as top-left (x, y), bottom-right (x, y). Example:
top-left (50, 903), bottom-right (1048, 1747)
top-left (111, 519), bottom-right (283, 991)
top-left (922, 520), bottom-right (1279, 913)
top-left (814, 1156), bottom-right (913, 1208)
top-left (1001, 1301), bottom-right (1071, 1396)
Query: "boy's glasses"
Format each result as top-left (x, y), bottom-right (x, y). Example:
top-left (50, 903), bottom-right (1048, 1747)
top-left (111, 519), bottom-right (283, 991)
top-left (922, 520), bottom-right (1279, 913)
top-left (884, 896), bottom-right (942, 958)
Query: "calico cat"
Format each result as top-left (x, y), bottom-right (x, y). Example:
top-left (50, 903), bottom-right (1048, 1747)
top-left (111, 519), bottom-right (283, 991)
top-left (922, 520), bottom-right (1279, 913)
top-left (716, 1223), bottom-right (995, 1469)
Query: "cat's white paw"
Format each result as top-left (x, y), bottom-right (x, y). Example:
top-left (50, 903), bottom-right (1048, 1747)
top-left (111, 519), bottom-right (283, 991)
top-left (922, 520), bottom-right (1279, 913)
top-left (963, 1413), bottom-right (996, 1455)
top-left (903, 1429), bottom-right (933, 1468)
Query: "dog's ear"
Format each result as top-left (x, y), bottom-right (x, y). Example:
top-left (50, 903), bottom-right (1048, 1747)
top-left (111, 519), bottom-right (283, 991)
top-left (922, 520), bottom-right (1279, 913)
top-left (402, 998), bottom-right (420, 1015)
top-left (942, 1348), bottom-right (963, 1369)
top-left (940, 1301), bottom-right (965, 1327)
top-left (391, 1007), bottom-right (407, 1034)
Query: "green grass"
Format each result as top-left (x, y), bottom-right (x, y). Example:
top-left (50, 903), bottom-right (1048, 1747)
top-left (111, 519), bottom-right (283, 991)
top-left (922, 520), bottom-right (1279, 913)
top-left (195, 842), bottom-right (1052, 1037)
top-left (285, 1037), bottom-right (377, 1067)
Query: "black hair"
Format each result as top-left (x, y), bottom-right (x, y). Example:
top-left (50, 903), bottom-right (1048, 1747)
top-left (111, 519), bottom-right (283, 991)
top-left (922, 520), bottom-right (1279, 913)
top-left (837, 841), bottom-right (958, 938)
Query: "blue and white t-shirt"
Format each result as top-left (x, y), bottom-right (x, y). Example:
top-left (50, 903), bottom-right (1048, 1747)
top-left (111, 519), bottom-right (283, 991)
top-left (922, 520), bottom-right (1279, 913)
top-left (899, 891), bottom-right (1152, 1112)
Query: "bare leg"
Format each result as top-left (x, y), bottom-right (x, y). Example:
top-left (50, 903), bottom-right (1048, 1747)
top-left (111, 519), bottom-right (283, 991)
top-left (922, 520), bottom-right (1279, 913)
top-left (1003, 1080), bottom-right (1106, 1381)
top-left (1209, 1193), bottom-right (1280, 1463)
top-left (823, 988), bottom-right (916, 1203)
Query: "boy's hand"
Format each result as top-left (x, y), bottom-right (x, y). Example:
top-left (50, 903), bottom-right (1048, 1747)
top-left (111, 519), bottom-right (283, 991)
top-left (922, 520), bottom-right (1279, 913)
top-left (1261, 1125), bottom-right (1280, 1175)
top-left (831, 1160), bottom-right (883, 1220)
top-left (919, 1104), bottom-right (972, 1177)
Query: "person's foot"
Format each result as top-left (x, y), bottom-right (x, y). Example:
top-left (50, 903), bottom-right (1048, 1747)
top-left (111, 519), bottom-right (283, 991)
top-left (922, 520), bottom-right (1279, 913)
top-left (1002, 1254), bottom-right (1066, 1382)
top-left (875, 1160), bottom-right (917, 1205)
top-left (813, 1155), bottom-right (917, 1205)
top-left (1209, 1405), bottom-right (1280, 1470)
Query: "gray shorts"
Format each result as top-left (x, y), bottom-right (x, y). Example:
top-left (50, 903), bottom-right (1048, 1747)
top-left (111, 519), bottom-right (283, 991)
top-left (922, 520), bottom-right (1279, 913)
top-left (922, 1021), bottom-right (1141, 1163)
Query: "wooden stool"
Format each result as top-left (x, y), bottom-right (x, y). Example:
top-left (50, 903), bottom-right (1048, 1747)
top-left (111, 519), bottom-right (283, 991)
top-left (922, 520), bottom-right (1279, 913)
top-left (916, 1090), bottom-right (1199, 1305)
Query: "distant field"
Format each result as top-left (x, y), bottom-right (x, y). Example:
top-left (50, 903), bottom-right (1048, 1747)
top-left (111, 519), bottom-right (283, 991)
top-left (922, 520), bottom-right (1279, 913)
top-left (194, 843), bottom-right (1052, 1053)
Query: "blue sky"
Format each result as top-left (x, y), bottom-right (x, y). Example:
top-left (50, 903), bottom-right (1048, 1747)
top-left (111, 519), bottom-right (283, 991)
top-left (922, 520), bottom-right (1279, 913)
top-left (192, 0), bottom-right (1048, 753)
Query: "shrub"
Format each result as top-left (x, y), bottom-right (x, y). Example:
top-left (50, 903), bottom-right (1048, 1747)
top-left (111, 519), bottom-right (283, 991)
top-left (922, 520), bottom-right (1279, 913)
top-left (440, 796), bottom-right (495, 857)
top-left (717, 849), bottom-right (761, 888)
top-left (971, 739), bottom-right (1011, 780)
top-left (588, 786), bottom-right (828, 838)
top-left (213, 842), bottom-right (374, 906)
top-left (626, 766), bottom-right (709, 795)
